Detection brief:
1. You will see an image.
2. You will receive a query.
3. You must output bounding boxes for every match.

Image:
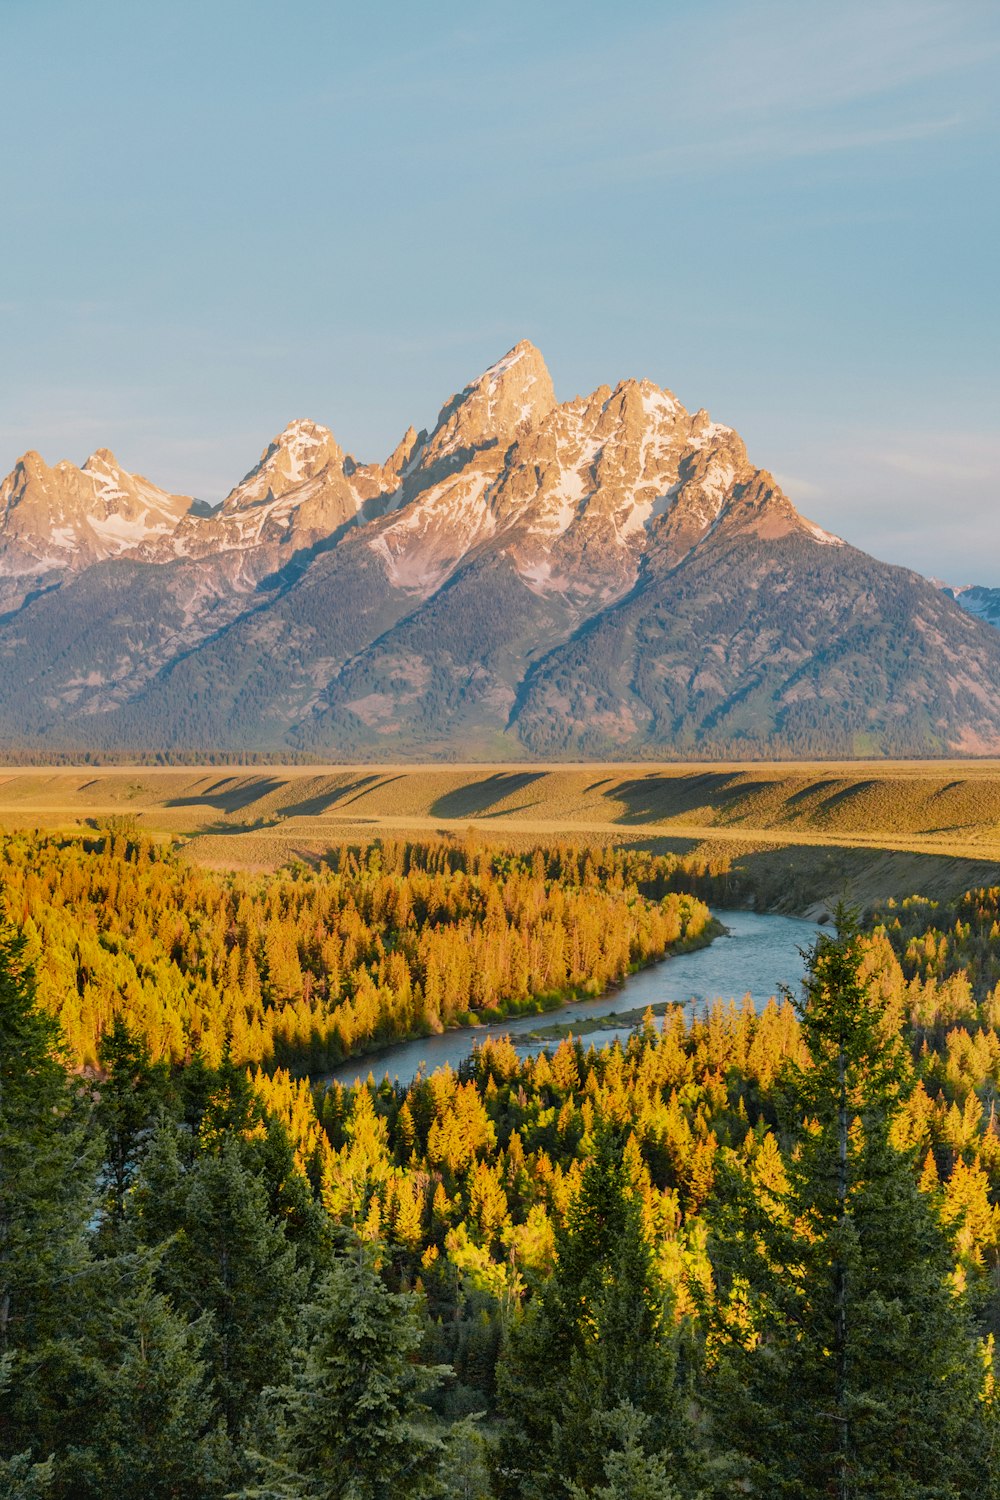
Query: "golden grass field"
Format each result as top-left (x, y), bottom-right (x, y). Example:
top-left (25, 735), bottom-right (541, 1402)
top-left (5, 761), bottom-right (1000, 914)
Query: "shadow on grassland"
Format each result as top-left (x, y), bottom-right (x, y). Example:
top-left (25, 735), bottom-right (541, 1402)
top-left (606, 772), bottom-right (772, 824)
top-left (430, 772), bottom-right (545, 819)
top-left (166, 776), bottom-right (288, 813)
top-left (277, 775), bottom-right (401, 819)
top-left (680, 843), bottom-right (1000, 918)
top-left (166, 773), bottom-right (398, 821)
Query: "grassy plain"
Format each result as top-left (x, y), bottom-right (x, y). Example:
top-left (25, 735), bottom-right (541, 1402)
top-left (4, 761), bottom-right (1000, 915)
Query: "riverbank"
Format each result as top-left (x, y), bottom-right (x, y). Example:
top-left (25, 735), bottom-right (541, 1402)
top-left (321, 910), bottom-right (821, 1089)
top-left (291, 911), bottom-right (725, 1084)
top-left (516, 996), bottom-right (721, 1046)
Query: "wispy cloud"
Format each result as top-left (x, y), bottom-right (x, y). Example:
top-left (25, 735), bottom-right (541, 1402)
top-left (305, 1), bottom-right (997, 179)
top-left (678, 1), bottom-right (997, 114)
top-left (549, 0), bottom-right (998, 182)
top-left (618, 114), bottom-right (963, 182)
top-left (765, 422), bottom-right (1000, 581)
top-left (772, 473), bottom-right (825, 501)
top-left (880, 448), bottom-right (1000, 484)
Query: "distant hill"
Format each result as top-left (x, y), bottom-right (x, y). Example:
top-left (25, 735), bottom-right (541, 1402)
top-left (941, 584), bottom-right (1000, 631)
top-left (4, 341), bottom-right (1000, 758)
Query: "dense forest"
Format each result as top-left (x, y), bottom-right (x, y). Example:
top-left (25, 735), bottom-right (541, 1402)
top-left (0, 830), bottom-right (715, 1072)
top-left (4, 831), bottom-right (1000, 1495)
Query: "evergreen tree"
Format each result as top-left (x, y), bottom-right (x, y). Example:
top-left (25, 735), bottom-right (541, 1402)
top-left (243, 1111), bottom-right (332, 1278)
top-left (78, 1269), bottom-right (228, 1499)
top-left (95, 1014), bottom-right (167, 1240)
top-left (438, 1417), bottom-right (494, 1500)
top-left (569, 1407), bottom-right (684, 1500)
top-left (0, 925), bottom-right (96, 1477)
top-left (16, 1262), bottom-right (229, 1499)
top-left (0, 1451), bottom-right (53, 1500)
top-left (131, 1128), bottom-right (306, 1440)
top-left (243, 1240), bottom-right (447, 1500)
top-left (0, 929), bottom-right (230, 1495)
top-left (707, 914), bottom-right (996, 1499)
top-left (496, 1129), bottom-right (694, 1500)
top-left (0, 926), bottom-right (94, 1361)
top-left (0, 1358), bottom-right (52, 1499)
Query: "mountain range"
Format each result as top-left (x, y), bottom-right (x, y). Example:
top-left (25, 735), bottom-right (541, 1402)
top-left (3, 339), bottom-right (1000, 759)
top-left (942, 585), bottom-right (1000, 632)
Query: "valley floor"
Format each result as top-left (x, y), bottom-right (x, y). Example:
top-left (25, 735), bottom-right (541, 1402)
top-left (4, 760), bottom-right (1000, 914)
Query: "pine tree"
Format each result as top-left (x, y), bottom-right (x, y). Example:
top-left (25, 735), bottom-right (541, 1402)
top-left (95, 1014), bottom-right (167, 1240)
top-left (0, 1358), bottom-right (52, 1499)
top-left (16, 1262), bottom-right (229, 1499)
top-left (438, 1416), bottom-right (494, 1500)
top-left (496, 1128), bottom-right (694, 1500)
top-left (0, 926), bottom-right (95, 1360)
top-left (243, 1240), bottom-right (447, 1500)
top-left (0, 925), bottom-right (96, 1478)
top-left (0, 928), bottom-right (228, 1496)
top-left (0, 1450), bottom-right (53, 1500)
top-left (84, 1270), bottom-right (229, 1499)
top-left (131, 1129), bottom-right (306, 1440)
top-left (707, 914), bottom-right (996, 1499)
top-left (569, 1407), bottom-right (684, 1500)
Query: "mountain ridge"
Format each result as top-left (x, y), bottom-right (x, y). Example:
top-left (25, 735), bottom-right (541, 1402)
top-left (2, 340), bottom-right (999, 759)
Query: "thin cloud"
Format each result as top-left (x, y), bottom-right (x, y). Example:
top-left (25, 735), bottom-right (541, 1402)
top-left (772, 473), bottom-right (825, 501)
top-left (551, 1), bottom-right (996, 184)
top-left (677, 1), bottom-right (999, 117)
top-left (616, 114), bottom-right (963, 182)
top-left (880, 450), bottom-right (1000, 484)
top-left (765, 422), bottom-right (1000, 581)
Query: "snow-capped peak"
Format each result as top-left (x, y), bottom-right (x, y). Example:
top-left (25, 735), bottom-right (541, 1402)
top-left (482, 339), bottom-right (537, 388)
top-left (0, 444), bottom-right (192, 583)
top-left (415, 341), bottom-right (557, 475)
top-left (221, 419), bottom-right (344, 512)
top-left (0, 340), bottom-right (849, 619)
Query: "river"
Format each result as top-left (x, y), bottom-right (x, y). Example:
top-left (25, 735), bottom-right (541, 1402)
top-left (324, 909), bottom-right (824, 1090)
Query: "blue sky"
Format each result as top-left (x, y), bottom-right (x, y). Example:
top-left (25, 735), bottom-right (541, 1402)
top-left (3, 0), bottom-right (998, 580)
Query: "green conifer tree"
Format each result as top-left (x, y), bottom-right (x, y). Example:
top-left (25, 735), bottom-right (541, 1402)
top-left (131, 1129), bottom-right (306, 1440)
top-left (0, 1358), bottom-right (52, 1499)
top-left (496, 1129), bottom-right (694, 1500)
top-left (0, 929), bottom-right (230, 1496)
top-left (0, 927), bottom-right (94, 1361)
top-left (707, 914), bottom-right (996, 1499)
top-left (18, 1263), bottom-right (229, 1499)
top-left (243, 1241), bottom-right (446, 1500)
top-left (95, 1013), bottom-right (168, 1240)
top-left (569, 1407), bottom-right (684, 1500)
top-left (0, 925), bottom-right (96, 1479)
top-left (438, 1416), bottom-right (494, 1500)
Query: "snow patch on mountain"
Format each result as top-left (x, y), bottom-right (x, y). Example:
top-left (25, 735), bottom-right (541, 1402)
top-left (940, 583), bottom-right (1000, 627)
top-left (803, 519), bottom-right (844, 546)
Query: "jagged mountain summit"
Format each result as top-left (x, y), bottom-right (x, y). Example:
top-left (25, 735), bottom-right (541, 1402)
top-left (0, 447), bottom-right (193, 612)
top-left (3, 340), bottom-right (1000, 758)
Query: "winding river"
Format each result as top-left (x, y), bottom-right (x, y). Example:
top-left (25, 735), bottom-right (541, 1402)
top-left (325, 909), bottom-right (824, 1090)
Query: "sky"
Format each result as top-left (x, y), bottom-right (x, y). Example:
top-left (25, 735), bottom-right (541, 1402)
top-left (2, 0), bottom-right (998, 582)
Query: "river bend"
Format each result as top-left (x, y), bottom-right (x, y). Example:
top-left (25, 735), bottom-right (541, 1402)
top-left (325, 909), bottom-right (823, 1090)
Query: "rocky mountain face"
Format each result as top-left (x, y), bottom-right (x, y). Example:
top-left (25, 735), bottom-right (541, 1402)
top-left (0, 448), bottom-right (192, 614)
top-left (3, 340), bottom-right (1000, 758)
